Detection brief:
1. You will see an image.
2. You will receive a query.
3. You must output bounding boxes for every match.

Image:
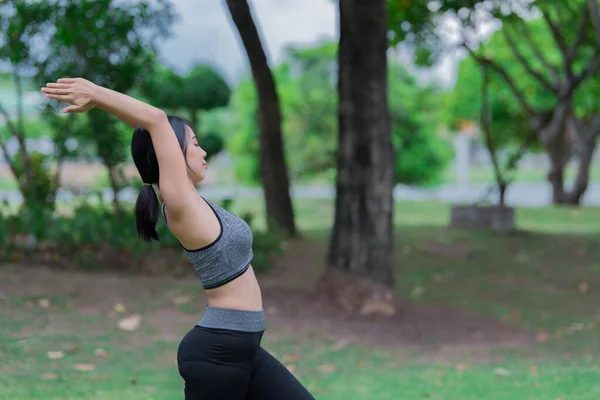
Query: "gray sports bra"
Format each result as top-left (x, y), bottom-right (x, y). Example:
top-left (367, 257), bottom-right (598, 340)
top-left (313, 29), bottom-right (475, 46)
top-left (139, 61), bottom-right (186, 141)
top-left (161, 197), bottom-right (254, 289)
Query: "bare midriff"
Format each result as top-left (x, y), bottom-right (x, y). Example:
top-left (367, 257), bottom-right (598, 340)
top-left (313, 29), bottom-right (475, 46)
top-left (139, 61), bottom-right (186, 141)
top-left (204, 265), bottom-right (263, 311)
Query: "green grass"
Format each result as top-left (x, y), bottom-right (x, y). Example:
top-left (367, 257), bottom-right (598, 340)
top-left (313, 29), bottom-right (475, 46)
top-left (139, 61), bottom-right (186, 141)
top-left (2, 200), bottom-right (600, 399)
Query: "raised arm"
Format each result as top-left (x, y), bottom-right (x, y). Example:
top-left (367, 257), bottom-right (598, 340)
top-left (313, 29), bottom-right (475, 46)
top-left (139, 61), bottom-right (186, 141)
top-left (41, 78), bottom-right (195, 219)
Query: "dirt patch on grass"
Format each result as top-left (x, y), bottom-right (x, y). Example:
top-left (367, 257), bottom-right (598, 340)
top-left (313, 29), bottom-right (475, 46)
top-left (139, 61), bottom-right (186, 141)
top-left (1, 238), bottom-right (535, 362)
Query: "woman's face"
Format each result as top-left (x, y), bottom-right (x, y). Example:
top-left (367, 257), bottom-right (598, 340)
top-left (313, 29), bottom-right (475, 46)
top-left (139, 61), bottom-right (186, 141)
top-left (184, 125), bottom-right (208, 184)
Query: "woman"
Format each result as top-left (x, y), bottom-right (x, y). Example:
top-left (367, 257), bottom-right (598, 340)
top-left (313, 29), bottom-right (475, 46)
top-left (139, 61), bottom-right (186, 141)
top-left (41, 77), bottom-right (315, 400)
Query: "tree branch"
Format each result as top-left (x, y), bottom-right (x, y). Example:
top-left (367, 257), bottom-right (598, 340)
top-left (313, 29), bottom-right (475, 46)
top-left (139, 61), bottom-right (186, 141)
top-left (502, 26), bottom-right (555, 92)
top-left (514, 18), bottom-right (561, 84)
top-left (464, 44), bottom-right (534, 116)
top-left (0, 104), bottom-right (22, 179)
top-left (571, 53), bottom-right (600, 93)
top-left (587, 0), bottom-right (600, 45)
top-left (565, 9), bottom-right (590, 70)
top-left (541, 8), bottom-right (573, 77)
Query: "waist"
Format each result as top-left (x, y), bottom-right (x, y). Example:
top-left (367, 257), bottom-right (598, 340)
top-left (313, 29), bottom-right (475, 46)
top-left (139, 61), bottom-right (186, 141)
top-left (198, 306), bottom-right (265, 332)
top-left (205, 265), bottom-right (263, 310)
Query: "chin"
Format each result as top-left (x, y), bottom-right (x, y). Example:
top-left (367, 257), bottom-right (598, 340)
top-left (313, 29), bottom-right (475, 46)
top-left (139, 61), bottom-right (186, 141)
top-left (193, 175), bottom-right (205, 185)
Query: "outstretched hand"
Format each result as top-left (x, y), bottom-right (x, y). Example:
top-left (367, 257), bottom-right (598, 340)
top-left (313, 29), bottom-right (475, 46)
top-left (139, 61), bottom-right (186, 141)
top-left (41, 77), bottom-right (98, 113)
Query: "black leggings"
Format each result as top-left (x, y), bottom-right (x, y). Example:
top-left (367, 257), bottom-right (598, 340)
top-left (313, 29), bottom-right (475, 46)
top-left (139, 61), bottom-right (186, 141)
top-left (177, 326), bottom-right (316, 399)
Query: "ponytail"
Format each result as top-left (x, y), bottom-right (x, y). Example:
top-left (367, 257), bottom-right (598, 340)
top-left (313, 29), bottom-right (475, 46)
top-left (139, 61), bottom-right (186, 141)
top-left (134, 183), bottom-right (160, 242)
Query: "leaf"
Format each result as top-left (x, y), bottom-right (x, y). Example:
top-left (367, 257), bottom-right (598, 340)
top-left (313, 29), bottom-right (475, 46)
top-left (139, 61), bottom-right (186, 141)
top-left (74, 363), bottom-right (95, 372)
top-left (411, 286), bottom-right (425, 298)
top-left (529, 365), bottom-right (538, 375)
top-left (94, 348), bottom-right (108, 357)
top-left (494, 367), bottom-right (510, 376)
top-left (37, 298), bottom-right (51, 309)
top-left (317, 364), bottom-right (336, 373)
top-left (41, 372), bottom-right (58, 380)
top-left (113, 303), bottom-right (126, 313)
top-left (330, 337), bottom-right (354, 351)
top-left (455, 363), bottom-right (468, 371)
top-left (172, 295), bottom-right (191, 306)
top-left (535, 332), bottom-right (549, 342)
top-left (46, 350), bottom-right (64, 359)
top-left (117, 313), bottom-right (142, 332)
top-left (579, 282), bottom-right (589, 293)
top-left (282, 354), bottom-right (302, 363)
top-left (285, 364), bottom-right (296, 373)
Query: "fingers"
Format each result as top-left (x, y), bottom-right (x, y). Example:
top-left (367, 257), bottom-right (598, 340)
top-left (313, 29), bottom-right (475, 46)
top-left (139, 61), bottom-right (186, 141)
top-left (43, 93), bottom-right (71, 102)
top-left (57, 78), bottom-right (76, 84)
top-left (41, 87), bottom-right (70, 95)
top-left (63, 105), bottom-right (82, 113)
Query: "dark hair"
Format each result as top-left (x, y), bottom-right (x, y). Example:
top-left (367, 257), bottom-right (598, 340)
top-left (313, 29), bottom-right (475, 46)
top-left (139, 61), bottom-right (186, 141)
top-left (131, 115), bottom-right (191, 241)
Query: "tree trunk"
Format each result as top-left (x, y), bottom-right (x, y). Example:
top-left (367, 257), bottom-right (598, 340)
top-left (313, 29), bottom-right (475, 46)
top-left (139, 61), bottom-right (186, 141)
top-left (108, 166), bottom-right (123, 221)
top-left (224, 0), bottom-right (297, 236)
top-left (327, 0), bottom-right (395, 287)
top-left (565, 143), bottom-right (596, 204)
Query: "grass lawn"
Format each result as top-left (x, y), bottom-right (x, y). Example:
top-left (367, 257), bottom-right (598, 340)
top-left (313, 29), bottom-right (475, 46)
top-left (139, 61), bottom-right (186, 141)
top-left (2, 199), bottom-right (600, 399)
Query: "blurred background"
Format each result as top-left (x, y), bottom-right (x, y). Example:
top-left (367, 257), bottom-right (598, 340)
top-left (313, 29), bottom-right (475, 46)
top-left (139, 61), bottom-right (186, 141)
top-left (1, 0), bottom-right (600, 399)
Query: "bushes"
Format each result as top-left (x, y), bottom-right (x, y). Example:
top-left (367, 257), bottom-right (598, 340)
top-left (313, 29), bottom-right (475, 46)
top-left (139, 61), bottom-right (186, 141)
top-left (1, 195), bottom-right (284, 274)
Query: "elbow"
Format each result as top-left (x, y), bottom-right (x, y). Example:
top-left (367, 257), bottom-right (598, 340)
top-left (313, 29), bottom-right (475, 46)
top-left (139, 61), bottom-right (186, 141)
top-left (146, 109), bottom-right (168, 131)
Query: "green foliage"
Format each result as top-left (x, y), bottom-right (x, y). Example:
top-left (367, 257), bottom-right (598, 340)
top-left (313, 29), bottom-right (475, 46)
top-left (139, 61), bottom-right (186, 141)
top-left (0, 193), bottom-right (283, 274)
top-left (447, 56), bottom-right (533, 148)
top-left (12, 151), bottom-right (55, 215)
top-left (139, 62), bottom-right (231, 161)
top-left (227, 43), bottom-right (451, 187)
top-left (388, 64), bottom-right (453, 186)
top-left (183, 65), bottom-right (231, 113)
top-left (0, 118), bottom-right (52, 141)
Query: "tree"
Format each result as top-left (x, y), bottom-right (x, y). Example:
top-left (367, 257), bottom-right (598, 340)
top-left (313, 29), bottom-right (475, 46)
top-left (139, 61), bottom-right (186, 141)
top-left (37, 0), bottom-right (177, 217)
top-left (140, 63), bottom-right (229, 161)
top-left (141, 64), bottom-right (230, 132)
top-left (448, 55), bottom-right (539, 204)
top-left (224, 0), bottom-right (297, 236)
top-left (0, 0), bottom-right (54, 213)
top-left (226, 44), bottom-right (451, 188)
top-left (327, 0), bottom-right (395, 287)
top-left (389, 0), bottom-right (600, 205)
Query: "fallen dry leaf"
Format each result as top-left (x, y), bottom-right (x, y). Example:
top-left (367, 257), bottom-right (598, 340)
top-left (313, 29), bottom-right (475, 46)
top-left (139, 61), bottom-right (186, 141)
top-left (579, 282), bottom-right (589, 293)
top-left (455, 363), bottom-right (468, 371)
top-left (38, 298), bottom-right (51, 309)
top-left (113, 303), bottom-right (126, 313)
top-left (510, 310), bottom-right (521, 321)
top-left (74, 364), bottom-right (95, 372)
top-left (94, 348), bottom-right (108, 357)
top-left (41, 372), bottom-right (58, 380)
top-left (494, 368), bottom-right (510, 376)
top-left (172, 295), bottom-right (191, 306)
top-left (359, 299), bottom-right (395, 316)
top-left (433, 380), bottom-right (442, 386)
top-left (529, 365), bottom-right (538, 375)
top-left (317, 364), bottom-right (336, 373)
top-left (117, 314), bottom-right (142, 332)
top-left (330, 337), bottom-right (354, 351)
top-left (285, 364), bottom-right (296, 373)
top-left (411, 286), bottom-right (425, 298)
top-left (282, 354), bottom-right (302, 363)
top-left (535, 332), bottom-right (549, 342)
top-left (46, 351), bottom-right (64, 359)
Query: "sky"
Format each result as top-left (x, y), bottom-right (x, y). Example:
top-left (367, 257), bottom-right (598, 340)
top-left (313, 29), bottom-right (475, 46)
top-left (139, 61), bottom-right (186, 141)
top-left (156, 0), bottom-right (340, 83)
top-left (155, 0), bottom-right (464, 87)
